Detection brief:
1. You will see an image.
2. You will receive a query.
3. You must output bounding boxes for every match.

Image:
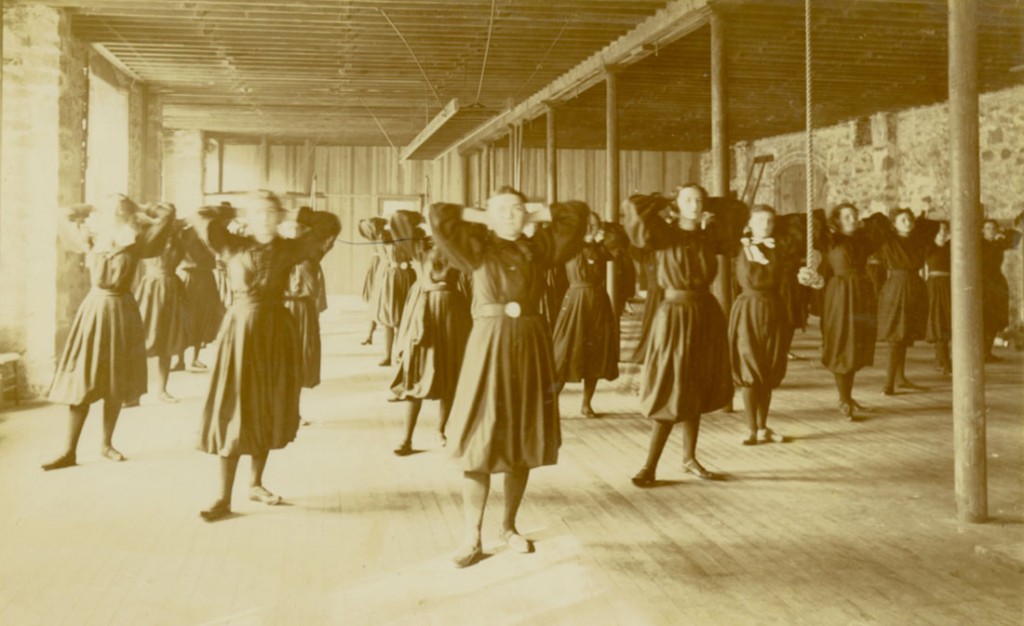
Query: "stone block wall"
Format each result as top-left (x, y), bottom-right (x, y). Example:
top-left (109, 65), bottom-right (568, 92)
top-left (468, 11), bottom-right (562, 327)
top-left (701, 84), bottom-right (1024, 324)
top-left (1, 5), bottom-right (162, 397)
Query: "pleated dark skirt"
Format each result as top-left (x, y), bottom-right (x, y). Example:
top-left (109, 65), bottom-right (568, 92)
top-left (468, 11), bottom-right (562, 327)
top-left (447, 315), bottom-right (560, 473)
top-left (983, 274), bottom-right (1010, 336)
top-left (390, 286), bottom-right (471, 401)
top-left (640, 291), bottom-right (733, 422)
top-left (371, 265), bottom-right (414, 328)
top-left (877, 270), bottom-right (927, 344)
top-left (136, 273), bottom-right (190, 358)
top-left (552, 284), bottom-right (619, 383)
top-left (48, 291), bottom-right (147, 405)
top-left (925, 276), bottom-right (951, 343)
top-left (821, 274), bottom-right (877, 374)
top-left (631, 286), bottom-right (663, 364)
top-left (180, 268), bottom-right (224, 345)
top-left (199, 301), bottom-right (301, 456)
top-left (361, 254), bottom-right (381, 303)
top-left (285, 297), bottom-right (321, 389)
top-left (728, 290), bottom-right (791, 389)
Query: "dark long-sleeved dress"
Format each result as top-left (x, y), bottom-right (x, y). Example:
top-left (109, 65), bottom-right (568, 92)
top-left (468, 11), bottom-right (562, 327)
top-left (552, 218), bottom-right (621, 385)
top-left (541, 264), bottom-right (570, 330)
top-left (431, 202), bottom-right (587, 473)
top-left (925, 242), bottom-right (951, 343)
top-left (49, 204), bottom-right (175, 405)
top-left (982, 231), bottom-right (1022, 340)
top-left (820, 213), bottom-right (890, 374)
top-left (178, 223), bottom-right (224, 347)
top-left (728, 216), bottom-right (806, 389)
top-left (135, 223), bottom-right (190, 358)
top-left (630, 249), bottom-right (662, 365)
top-left (624, 195), bottom-right (734, 422)
top-left (358, 218), bottom-right (386, 306)
top-left (285, 236), bottom-right (336, 390)
top-left (390, 209), bottom-right (472, 401)
top-left (876, 219), bottom-right (941, 345)
top-left (369, 227), bottom-right (416, 329)
top-left (193, 206), bottom-right (341, 457)
top-left (606, 223), bottom-right (637, 318)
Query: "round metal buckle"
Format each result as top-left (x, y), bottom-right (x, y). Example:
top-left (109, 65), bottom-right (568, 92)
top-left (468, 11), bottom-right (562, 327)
top-left (504, 301), bottom-right (522, 319)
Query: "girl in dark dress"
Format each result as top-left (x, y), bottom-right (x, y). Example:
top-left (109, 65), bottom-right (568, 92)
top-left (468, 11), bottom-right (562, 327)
top-left (135, 207), bottom-right (190, 402)
top-left (552, 207), bottom-right (621, 418)
top-left (44, 196), bottom-right (175, 470)
top-left (875, 208), bottom-right (941, 395)
top-left (623, 186), bottom-right (735, 487)
top-left (981, 217), bottom-right (1023, 361)
top-left (430, 188), bottom-right (587, 568)
top-left (358, 217), bottom-right (386, 346)
top-left (369, 220), bottom-right (416, 366)
top-left (192, 192), bottom-right (340, 521)
top-left (175, 219), bottom-right (224, 371)
top-left (630, 201), bottom-right (676, 365)
top-left (925, 222), bottom-right (952, 375)
top-left (728, 206), bottom-right (808, 445)
top-left (608, 222), bottom-right (638, 318)
top-left (541, 265), bottom-right (569, 331)
top-left (390, 208), bottom-right (472, 455)
top-left (284, 212), bottom-right (339, 426)
top-left (818, 204), bottom-right (891, 420)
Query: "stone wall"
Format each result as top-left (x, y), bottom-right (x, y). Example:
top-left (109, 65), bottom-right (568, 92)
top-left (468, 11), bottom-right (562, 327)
top-left (701, 84), bottom-right (1024, 323)
top-left (1, 5), bottom-right (161, 397)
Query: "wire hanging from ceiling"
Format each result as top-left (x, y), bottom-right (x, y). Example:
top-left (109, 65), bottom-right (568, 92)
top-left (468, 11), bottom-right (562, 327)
top-left (379, 7), bottom-right (445, 108)
top-left (475, 0), bottom-right (499, 104)
top-left (511, 13), bottom-right (577, 102)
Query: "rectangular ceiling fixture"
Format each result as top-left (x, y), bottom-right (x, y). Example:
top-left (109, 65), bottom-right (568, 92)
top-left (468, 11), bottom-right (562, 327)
top-left (400, 98), bottom-right (497, 162)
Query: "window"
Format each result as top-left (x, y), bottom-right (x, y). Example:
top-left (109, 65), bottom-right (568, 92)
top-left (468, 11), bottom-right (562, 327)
top-left (84, 69), bottom-right (129, 203)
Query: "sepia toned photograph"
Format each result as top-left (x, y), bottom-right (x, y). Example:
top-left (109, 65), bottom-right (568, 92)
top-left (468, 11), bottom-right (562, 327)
top-left (0, 0), bottom-right (1022, 624)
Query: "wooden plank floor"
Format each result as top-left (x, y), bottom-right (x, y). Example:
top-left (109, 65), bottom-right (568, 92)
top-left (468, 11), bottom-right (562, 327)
top-left (0, 296), bottom-right (1021, 626)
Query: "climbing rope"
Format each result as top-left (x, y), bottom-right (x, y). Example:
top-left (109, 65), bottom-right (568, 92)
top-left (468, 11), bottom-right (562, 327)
top-left (805, 0), bottom-right (815, 265)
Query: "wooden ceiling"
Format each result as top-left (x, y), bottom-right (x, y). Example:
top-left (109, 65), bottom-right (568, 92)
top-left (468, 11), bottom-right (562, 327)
top-left (9, 0), bottom-right (1023, 153)
top-left (13, 0), bottom-right (670, 146)
top-left (514, 0), bottom-right (1024, 151)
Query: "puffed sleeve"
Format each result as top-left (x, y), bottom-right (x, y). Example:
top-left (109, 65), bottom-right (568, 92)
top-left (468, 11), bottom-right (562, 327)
top-left (705, 197), bottom-right (749, 257)
top-left (531, 201), bottom-right (589, 268)
top-left (283, 207), bottom-right (342, 265)
top-left (58, 204), bottom-right (96, 253)
top-left (430, 202), bottom-right (489, 273)
top-left (136, 203), bottom-right (177, 258)
top-left (912, 218), bottom-right (942, 249)
top-left (190, 204), bottom-right (237, 255)
top-left (623, 194), bottom-right (676, 251)
top-left (358, 217), bottom-right (385, 241)
top-left (389, 210), bottom-right (427, 262)
top-left (859, 212), bottom-right (894, 255)
top-left (181, 223), bottom-right (217, 269)
top-left (601, 222), bottom-right (631, 255)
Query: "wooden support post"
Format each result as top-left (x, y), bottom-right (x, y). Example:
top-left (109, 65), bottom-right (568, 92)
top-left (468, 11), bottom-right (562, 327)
top-left (606, 67), bottom-right (621, 308)
top-left (948, 0), bottom-right (987, 523)
top-left (460, 152), bottom-right (472, 207)
top-left (545, 103), bottom-right (558, 205)
top-left (482, 144), bottom-right (492, 201)
top-left (710, 10), bottom-right (733, 411)
top-left (258, 134), bottom-right (270, 188)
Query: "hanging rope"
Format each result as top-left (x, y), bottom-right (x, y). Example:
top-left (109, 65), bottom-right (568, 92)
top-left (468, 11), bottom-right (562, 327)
top-left (379, 8), bottom-right (444, 107)
top-left (475, 0), bottom-right (498, 103)
top-left (804, 0), bottom-right (815, 266)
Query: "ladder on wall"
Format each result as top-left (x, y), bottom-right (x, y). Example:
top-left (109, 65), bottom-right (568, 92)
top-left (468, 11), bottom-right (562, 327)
top-left (740, 154), bottom-right (774, 206)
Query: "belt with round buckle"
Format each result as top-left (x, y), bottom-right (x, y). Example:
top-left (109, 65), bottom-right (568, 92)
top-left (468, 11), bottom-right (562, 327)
top-left (504, 301), bottom-right (521, 318)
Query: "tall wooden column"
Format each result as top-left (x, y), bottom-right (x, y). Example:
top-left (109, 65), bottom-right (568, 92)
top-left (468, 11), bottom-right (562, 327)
top-left (606, 67), bottom-right (621, 307)
top-left (710, 11), bottom-right (733, 411)
top-left (948, 0), bottom-right (987, 523)
top-left (460, 151), bottom-right (472, 207)
top-left (481, 144), bottom-right (492, 202)
top-left (545, 103), bottom-right (558, 205)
